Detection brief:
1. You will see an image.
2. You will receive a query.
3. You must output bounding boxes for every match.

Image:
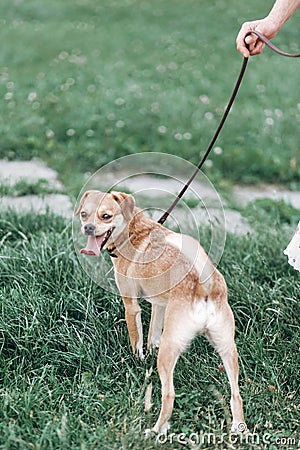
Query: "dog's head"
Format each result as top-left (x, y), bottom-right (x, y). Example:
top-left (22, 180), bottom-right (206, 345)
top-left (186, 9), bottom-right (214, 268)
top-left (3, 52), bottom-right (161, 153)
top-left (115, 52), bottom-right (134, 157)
top-left (75, 190), bottom-right (135, 256)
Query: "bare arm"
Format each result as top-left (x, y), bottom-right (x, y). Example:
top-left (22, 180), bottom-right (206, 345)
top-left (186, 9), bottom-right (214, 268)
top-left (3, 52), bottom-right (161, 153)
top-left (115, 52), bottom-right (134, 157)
top-left (236, 0), bottom-right (300, 57)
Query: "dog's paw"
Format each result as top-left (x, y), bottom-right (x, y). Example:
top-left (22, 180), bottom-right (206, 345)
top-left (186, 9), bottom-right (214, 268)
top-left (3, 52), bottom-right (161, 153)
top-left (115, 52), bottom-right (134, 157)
top-left (144, 428), bottom-right (155, 439)
top-left (144, 422), bottom-right (170, 440)
top-left (152, 421), bottom-right (170, 435)
top-left (144, 428), bottom-right (151, 439)
top-left (147, 345), bottom-right (159, 356)
top-left (134, 347), bottom-right (145, 360)
top-left (138, 351), bottom-right (145, 360)
top-left (231, 422), bottom-right (248, 435)
top-left (147, 338), bottom-right (161, 351)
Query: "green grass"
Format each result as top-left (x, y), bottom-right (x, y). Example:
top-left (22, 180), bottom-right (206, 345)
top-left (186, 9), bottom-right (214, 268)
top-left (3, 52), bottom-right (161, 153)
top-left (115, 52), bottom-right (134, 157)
top-left (241, 198), bottom-right (300, 226)
top-left (0, 179), bottom-right (61, 197)
top-left (0, 208), bottom-right (299, 449)
top-left (0, 0), bottom-right (299, 448)
top-left (0, 0), bottom-right (299, 193)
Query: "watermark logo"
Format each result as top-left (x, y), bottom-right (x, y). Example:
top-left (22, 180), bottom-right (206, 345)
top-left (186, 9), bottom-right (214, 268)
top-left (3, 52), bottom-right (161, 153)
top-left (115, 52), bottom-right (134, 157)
top-left (155, 429), bottom-right (299, 447)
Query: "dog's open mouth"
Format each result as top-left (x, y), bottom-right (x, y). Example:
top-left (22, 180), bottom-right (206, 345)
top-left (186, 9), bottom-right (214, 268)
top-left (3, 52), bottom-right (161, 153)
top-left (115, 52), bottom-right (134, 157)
top-left (80, 228), bottom-right (114, 257)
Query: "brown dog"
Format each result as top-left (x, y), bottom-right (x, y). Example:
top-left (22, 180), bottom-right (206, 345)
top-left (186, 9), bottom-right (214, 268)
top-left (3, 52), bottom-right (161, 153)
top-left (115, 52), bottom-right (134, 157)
top-left (75, 189), bottom-right (247, 434)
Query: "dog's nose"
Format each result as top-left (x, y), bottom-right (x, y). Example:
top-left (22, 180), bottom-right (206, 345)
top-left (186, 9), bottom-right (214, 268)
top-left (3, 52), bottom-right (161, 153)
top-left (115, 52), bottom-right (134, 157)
top-left (84, 223), bottom-right (96, 235)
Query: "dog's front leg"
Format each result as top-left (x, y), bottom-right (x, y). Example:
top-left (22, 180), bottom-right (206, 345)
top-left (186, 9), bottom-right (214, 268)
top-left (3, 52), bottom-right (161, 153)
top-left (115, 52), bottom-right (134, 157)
top-left (147, 304), bottom-right (166, 351)
top-left (122, 296), bottom-right (144, 359)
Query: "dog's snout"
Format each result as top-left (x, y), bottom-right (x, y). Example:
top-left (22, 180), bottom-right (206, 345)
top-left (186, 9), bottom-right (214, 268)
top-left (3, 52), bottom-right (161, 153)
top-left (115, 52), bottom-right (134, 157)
top-left (84, 223), bottom-right (96, 235)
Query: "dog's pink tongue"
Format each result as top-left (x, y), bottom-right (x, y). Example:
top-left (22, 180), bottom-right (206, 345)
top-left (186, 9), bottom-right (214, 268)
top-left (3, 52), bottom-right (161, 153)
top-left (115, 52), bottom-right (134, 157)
top-left (80, 235), bottom-right (101, 257)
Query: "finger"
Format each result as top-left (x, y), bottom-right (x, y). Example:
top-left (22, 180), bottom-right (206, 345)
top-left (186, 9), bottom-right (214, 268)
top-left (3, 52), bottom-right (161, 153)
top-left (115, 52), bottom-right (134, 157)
top-left (250, 42), bottom-right (265, 56)
top-left (245, 34), bottom-right (257, 45)
top-left (236, 41), bottom-right (250, 58)
top-left (236, 35), bottom-right (250, 57)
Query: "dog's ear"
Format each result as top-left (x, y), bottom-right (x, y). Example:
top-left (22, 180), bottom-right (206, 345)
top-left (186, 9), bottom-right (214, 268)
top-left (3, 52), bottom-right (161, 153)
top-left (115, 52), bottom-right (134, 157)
top-left (111, 192), bottom-right (135, 220)
top-left (75, 190), bottom-right (98, 215)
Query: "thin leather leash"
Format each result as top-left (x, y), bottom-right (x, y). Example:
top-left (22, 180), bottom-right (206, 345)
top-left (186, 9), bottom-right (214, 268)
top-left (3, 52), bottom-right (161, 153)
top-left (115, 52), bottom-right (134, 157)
top-left (157, 31), bottom-right (300, 225)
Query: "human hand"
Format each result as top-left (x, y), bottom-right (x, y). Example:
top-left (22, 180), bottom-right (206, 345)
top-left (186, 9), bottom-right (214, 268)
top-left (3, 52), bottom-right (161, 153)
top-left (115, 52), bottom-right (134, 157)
top-left (236, 18), bottom-right (279, 57)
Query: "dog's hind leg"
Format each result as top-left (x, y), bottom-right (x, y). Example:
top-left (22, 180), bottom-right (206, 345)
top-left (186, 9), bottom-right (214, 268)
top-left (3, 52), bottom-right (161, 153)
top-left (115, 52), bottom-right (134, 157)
top-left (122, 296), bottom-right (144, 359)
top-left (152, 304), bottom-right (196, 433)
top-left (147, 304), bottom-right (166, 351)
top-left (152, 338), bottom-right (180, 434)
top-left (221, 344), bottom-right (247, 433)
top-left (206, 305), bottom-right (247, 433)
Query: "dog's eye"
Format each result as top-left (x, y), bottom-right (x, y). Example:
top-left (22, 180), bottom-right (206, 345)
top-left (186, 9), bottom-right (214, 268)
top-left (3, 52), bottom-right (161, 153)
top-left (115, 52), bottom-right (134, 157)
top-left (101, 213), bottom-right (112, 221)
top-left (81, 211), bottom-right (88, 219)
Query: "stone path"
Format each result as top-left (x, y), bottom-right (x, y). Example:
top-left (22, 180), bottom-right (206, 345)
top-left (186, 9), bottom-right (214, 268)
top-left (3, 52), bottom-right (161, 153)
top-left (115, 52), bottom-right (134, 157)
top-left (0, 159), bottom-right (299, 234)
top-left (0, 159), bottom-right (73, 218)
top-left (0, 160), bottom-right (62, 190)
top-left (233, 184), bottom-right (300, 209)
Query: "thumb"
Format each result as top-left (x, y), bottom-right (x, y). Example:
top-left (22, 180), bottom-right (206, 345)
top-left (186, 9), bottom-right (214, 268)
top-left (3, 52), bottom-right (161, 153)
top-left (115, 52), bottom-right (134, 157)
top-left (245, 34), bottom-right (257, 45)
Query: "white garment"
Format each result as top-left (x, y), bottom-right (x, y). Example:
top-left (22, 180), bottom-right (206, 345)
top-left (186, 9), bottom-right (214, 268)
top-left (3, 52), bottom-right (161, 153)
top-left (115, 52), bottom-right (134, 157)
top-left (284, 221), bottom-right (300, 272)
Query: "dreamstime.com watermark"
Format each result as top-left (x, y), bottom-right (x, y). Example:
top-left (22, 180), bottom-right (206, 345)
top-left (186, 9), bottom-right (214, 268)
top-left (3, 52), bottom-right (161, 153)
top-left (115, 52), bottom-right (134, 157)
top-left (155, 430), bottom-right (299, 447)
